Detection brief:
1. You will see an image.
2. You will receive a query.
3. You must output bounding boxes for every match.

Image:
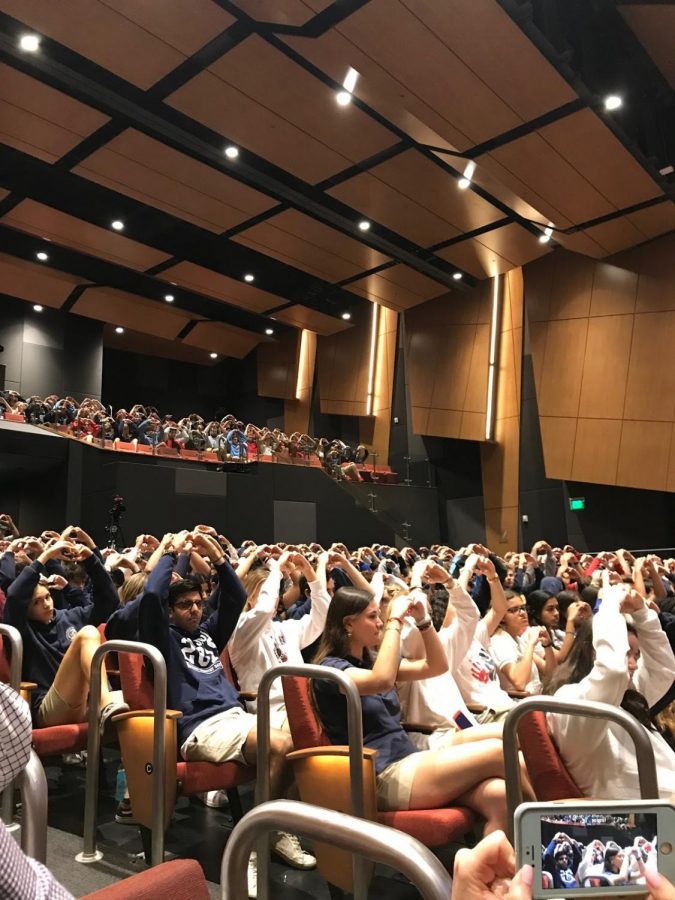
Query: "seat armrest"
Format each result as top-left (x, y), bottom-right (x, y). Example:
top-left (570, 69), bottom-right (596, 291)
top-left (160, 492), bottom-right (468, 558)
top-left (240, 691), bottom-right (257, 701)
top-left (287, 746), bottom-right (378, 762)
top-left (402, 721), bottom-right (435, 735)
top-left (508, 690), bottom-right (530, 700)
top-left (467, 703), bottom-right (487, 714)
top-left (112, 708), bottom-right (183, 722)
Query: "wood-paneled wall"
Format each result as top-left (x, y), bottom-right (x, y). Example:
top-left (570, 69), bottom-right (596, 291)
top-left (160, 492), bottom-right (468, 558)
top-left (257, 329), bottom-right (299, 400)
top-left (284, 329), bottom-right (316, 436)
top-left (359, 305), bottom-right (398, 464)
top-left (525, 231), bottom-right (675, 492)
top-left (481, 270), bottom-right (524, 553)
top-left (404, 281), bottom-right (491, 441)
top-left (317, 305), bottom-right (371, 418)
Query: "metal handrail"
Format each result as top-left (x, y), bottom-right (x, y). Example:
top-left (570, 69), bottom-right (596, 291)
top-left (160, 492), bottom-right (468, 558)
top-left (503, 696), bottom-right (659, 841)
top-left (18, 749), bottom-right (48, 863)
top-left (221, 800), bottom-right (453, 900)
top-left (0, 624), bottom-right (23, 830)
top-left (75, 640), bottom-right (168, 867)
top-left (255, 664), bottom-right (368, 900)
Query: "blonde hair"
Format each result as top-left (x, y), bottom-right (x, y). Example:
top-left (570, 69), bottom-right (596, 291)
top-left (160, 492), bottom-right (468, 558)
top-left (241, 566), bottom-right (270, 611)
top-left (118, 572), bottom-right (146, 606)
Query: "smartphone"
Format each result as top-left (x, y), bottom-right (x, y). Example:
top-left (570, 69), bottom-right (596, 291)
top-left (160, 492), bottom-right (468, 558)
top-left (515, 800), bottom-right (675, 897)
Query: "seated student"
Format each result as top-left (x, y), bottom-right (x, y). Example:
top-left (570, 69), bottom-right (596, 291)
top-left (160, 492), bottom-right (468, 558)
top-left (527, 590), bottom-right (592, 665)
top-left (137, 533), bottom-right (315, 895)
top-left (542, 832), bottom-right (582, 891)
top-left (4, 538), bottom-right (124, 728)
top-left (545, 575), bottom-right (675, 800)
top-left (228, 550), bottom-right (330, 730)
top-left (489, 591), bottom-right (556, 693)
top-left (312, 587), bottom-right (533, 833)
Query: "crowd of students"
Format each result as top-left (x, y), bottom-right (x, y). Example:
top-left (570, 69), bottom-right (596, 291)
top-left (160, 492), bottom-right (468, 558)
top-left (0, 390), bottom-right (369, 479)
top-left (1, 512), bottom-right (674, 897)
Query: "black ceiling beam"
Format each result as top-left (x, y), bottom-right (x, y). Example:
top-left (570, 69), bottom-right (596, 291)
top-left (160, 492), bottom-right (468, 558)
top-left (0, 222), bottom-right (293, 336)
top-left (240, 0), bottom-right (373, 38)
top-left (559, 193), bottom-right (670, 235)
top-left (0, 19), bottom-right (465, 292)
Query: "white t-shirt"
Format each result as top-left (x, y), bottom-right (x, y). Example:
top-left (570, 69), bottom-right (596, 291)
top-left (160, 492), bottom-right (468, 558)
top-left (490, 627), bottom-right (542, 694)
top-left (454, 619), bottom-right (515, 712)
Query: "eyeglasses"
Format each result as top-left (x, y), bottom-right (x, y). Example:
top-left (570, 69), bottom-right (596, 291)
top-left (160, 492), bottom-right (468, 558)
top-left (506, 605), bottom-right (527, 615)
top-left (173, 599), bottom-right (208, 612)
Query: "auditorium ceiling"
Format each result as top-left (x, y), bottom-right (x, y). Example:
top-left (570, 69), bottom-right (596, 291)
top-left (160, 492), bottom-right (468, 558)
top-left (0, 0), bottom-right (673, 361)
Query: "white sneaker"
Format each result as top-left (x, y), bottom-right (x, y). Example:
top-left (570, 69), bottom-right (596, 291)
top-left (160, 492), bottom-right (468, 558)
top-left (199, 789), bottom-right (230, 808)
top-left (247, 851), bottom-right (257, 899)
top-left (272, 831), bottom-right (317, 869)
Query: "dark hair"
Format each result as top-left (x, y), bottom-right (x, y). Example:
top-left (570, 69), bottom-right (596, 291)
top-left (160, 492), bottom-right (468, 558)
top-left (109, 568), bottom-right (125, 588)
top-left (168, 577), bottom-right (201, 606)
top-left (604, 848), bottom-right (621, 872)
top-left (312, 586), bottom-right (372, 666)
top-left (546, 620), bottom-right (657, 732)
top-left (557, 589), bottom-right (582, 627)
top-left (527, 590), bottom-right (555, 626)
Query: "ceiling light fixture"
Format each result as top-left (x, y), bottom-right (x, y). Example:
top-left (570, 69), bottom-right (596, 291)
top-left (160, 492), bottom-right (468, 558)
top-left (336, 66), bottom-right (359, 106)
top-left (604, 94), bottom-right (623, 111)
top-left (36, 251), bottom-right (49, 262)
top-left (164, 294), bottom-right (174, 302)
top-left (358, 220), bottom-right (371, 231)
top-left (336, 90), bottom-right (351, 106)
top-left (457, 160), bottom-right (476, 190)
top-left (538, 225), bottom-right (553, 244)
top-left (111, 220), bottom-right (124, 231)
top-left (210, 352), bottom-right (218, 359)
top-left (19, 33), bottom-right (40, 52)
top-left (224, 145), bottom-right (239, 159)
top-left (341, 312), bottom-right (352, 320)
top-left (115, 326), bottom-right (124, 334)
top-left (33, 304), bottom-right (43, 312)
top-left (244, 273), bottom-right (255, 283)
top-left (453, 272), bottom-right (463, 281)
top-left (265, 328), bottom-right (274, 335)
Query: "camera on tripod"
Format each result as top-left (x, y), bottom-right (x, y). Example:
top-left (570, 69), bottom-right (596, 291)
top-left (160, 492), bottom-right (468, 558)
top-left (105, 495), bottom-right (126, 550)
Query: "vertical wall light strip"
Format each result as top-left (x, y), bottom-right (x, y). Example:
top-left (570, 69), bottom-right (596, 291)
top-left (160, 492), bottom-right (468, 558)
top-left (485, 274), bottom-right (503, 440)
top-left (295, 328), bottom-right (308, 399)
top-left (366, 303), bottom-right (379, 416)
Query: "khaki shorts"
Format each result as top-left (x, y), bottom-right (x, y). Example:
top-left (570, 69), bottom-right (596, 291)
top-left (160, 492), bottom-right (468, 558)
top-left (180, 707), bottom-right (257, 765)
top-left (38, 684), bottom-right (87, 727)
top-left (376, 751), bottom-right (425, 811)
top-left (406, 728), bottom-right (458, 752)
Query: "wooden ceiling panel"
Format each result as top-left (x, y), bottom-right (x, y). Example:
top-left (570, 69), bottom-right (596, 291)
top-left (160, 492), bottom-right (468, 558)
top-left (436, 240), bottom-right (515, 280)
top-left (377, 264), bottom-right (447, 301)
top-left (0, 64), bottom-right (109, 164)
top-left (228, 0), bottom-right (329, 26)
top-left (103, 324), bottom-right (220, 366)
top-left (0, 254), bottom-right (81, 308)
top-left (72, 287), bottom-right (193, 339)
top-left (625, 202), bottom-right (675, 242)
top-left (233, 209), bottom-right (390, 282)
top-left (539, 109), bottom-right (662, 210)
top-left (582, 217), bottom-right (649, 257)
top-left (437, 224), bottom-right (550, 279)
top-left (348, 264), bottom-right (446, 310)
top-left (3, 200), bottom-right (170, 271)
top-left (555, 231), bottom-right (607, 259)
top-left (167, 68), bottom-right (349, 183)
top-left (183, 321), bottom-right (264, 358)
top-left (620, 5), bottom-right (675, 90)
top-left (328, 171), bottom-right (457, 246)
top-left (367, 150), bottom-right (503, 233)
top-left (273, 305), bottom-right (352, 336)
top-left (401, 0), bottom-right (576, 121)
top-left (485, 133), bottom-right (616, 226)
top-left (158, 261), bottom-right (281, 313)
top-left (74, 129), bottom-right (273, 233)
top-left (0, 0), bottom-right (227, 89)
top-left (206, 36), bottom-right (396, 180)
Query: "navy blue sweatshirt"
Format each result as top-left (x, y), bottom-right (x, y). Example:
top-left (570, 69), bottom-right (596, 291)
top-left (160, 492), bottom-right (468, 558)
top-left (0, 552), bottom-right (16, 593)
top-left (138, 555), bottom-right (247, 748)
top-left (4, 554), bottom-right (120, 722)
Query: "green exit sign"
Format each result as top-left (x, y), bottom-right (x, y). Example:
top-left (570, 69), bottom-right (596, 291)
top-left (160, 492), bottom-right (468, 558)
top-left (569, 497), bottom-right (585, 511)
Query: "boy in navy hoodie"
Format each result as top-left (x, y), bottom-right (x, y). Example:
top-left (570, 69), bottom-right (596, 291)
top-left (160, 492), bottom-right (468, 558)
top-left (138, 531), bottom-right (315, 896)
top-left (4, 538), bottom-right (125, 728)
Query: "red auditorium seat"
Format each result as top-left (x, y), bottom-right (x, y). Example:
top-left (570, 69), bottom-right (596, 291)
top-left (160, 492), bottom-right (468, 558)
top-left (281, 674), bottom-right (474, 893)
top-left (82, 857), bottom-right (209, 899)
top-left (516, 710), bottom-right (582, 801)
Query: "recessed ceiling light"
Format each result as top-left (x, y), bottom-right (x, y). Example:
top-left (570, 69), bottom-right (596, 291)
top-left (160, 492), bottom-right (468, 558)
top-left (660, 164), bottom-right (674, 176)
top-left (458, 178), bottom-right (471, 190)
top-left (358, 220), bottom-right (371, 231)
top-left (336, 90), bottom-right (352, 106)
top-left (115, 326), bottom-right (124, 334)
top-left (224, 145), bottom-right (239, 159)
top-left (111, 220), bottom-right (124, 231)
top-left (36, 251), bottom-right (49, 262)
top-left (244, 273), bottom-right (255, 283)
top-left (19, 33), bottom-right (40, 52)
top-left (341, 312), bottom-right (352, 320)
top-left (210, 352), bottom-right (218, 359)
top-left (33, 304), bottom-right (43, 312)
top-left (457, 160), bottom-right (476, 190)
top-left (452, 272), bottom-right (463, 281)
top-left (164, 294), bottom-right (174, 302)
top-left (604, 94), bottom-right (622, 111)
top-left (539, 225), bottom-right (554, 244)
top-left (265, 328), bottom-right (274, 335)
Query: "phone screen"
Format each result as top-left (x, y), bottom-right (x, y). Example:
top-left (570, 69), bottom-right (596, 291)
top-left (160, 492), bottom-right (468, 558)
top-left (537, 811), bottom-right (657, 891)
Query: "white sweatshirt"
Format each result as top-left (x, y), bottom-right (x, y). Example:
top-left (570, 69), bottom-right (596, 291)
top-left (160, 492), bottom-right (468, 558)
top-left (227, 561), bottom-right (330, 729)
top-left (548, 597), bottom-right (675, 799)
top-left (454, 618), bottom-right (515, 713)
top-left (396, 584), bottom-right (479, 729)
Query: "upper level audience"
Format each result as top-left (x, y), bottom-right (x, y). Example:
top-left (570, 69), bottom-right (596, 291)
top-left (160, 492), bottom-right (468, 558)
top-left (0, 390), bottom-right (368, 480)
